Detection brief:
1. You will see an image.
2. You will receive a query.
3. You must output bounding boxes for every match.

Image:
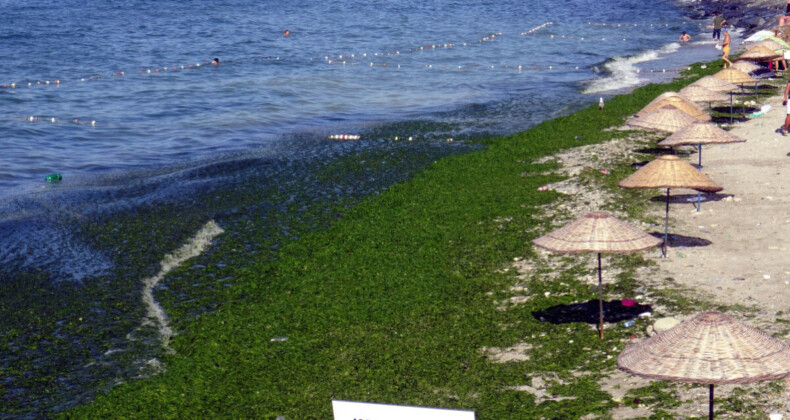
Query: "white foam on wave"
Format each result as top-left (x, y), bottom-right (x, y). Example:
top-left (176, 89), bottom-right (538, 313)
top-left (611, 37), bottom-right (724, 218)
top-left (140, 220), bottom-right (224, 353)
top-left (583, 43), bottom-right (681, 94)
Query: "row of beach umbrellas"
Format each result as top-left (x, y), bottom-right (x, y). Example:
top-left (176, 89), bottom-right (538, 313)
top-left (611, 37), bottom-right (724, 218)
top-left (530, 62), bottom-right (790, 417)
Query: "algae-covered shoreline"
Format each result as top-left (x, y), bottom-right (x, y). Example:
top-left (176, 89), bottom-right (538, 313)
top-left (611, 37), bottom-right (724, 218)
top-left (55, 57), bottom-right (788, 418)
top-left (5, 1), bottom-right (786, 413)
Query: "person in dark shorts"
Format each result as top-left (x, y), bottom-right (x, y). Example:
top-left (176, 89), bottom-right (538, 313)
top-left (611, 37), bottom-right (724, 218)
top-left (712, 12), bottom-right (725, 40)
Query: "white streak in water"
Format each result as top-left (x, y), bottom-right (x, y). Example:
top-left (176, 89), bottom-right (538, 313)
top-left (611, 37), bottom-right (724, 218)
top-left (141, 220), bottom-right (224, 352)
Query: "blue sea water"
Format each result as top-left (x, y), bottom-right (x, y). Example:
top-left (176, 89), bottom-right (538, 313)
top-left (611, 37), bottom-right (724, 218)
top-left (0, 0), bottom-right (727, 416)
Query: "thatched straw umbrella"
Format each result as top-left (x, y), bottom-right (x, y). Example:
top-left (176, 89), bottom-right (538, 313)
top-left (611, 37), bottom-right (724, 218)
top-left (678, 85), bottom-right (730, 113)
top-left (533, 212), bottom-right (660, 339)
top-left (758, 39), bottom-right (787, 53)
top-left (690, 77), bottom-right (740, 122)
top-left (635, 92), bottom-right (710, 121)
top-left (729, 61), bottom-right (761, 74)
top-left (760, 39), bottom-right (790, 71)
top-left (738, 44), bottom-right (784, 73)
top-left (690, 76), bottom-right (738, 93)
top-left (713, 69), bottom-right (759, 121)
top-left (618, 312), bottom-right (790, 419)
top-left (628, 106), bottom-right (697, 133)
top-left (712, 68), bottom-right (757, 85)
top-left (657, 121), bottom-right (746, 211)
top-left (658, 121), bottom-right (746, 167)
top-left (619, 155), bottom-right (722, 256)
top-left (736, 45), bottom-right (782, 62)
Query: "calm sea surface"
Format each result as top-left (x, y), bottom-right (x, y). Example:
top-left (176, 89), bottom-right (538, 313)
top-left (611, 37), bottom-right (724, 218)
top-left (0, 0), bottom-right (725, 416)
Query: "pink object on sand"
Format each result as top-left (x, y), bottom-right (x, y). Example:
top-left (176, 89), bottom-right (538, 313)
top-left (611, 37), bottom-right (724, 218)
top-left (621, 298), bottom-right (636, 307)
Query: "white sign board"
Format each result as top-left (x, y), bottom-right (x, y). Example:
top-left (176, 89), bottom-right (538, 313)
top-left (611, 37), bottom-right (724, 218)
top-left (332, 400), bottom-right (475, 420)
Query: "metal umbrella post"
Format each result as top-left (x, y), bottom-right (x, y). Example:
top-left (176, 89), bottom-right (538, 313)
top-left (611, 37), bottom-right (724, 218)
top-left (597, 253), bottom-right (604, 339)
top-left (663, 188), bottom-right (670, 257)
top-left (696, 143), bottom-right (703, 212)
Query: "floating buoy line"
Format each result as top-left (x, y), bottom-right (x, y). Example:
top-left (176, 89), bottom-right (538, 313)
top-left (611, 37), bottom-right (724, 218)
top-left (0, 21), bottom-right (699, 93)
top-left (583, 21), bottom-right (692, 27)
top-left (2, 20), bottom-right (705, 134)
top-left (8, 116), bottom-right (100, 126)
top-left (0, 60), bottom-right (217, 91)
top-left (327, 135), bottom-right (454, 142)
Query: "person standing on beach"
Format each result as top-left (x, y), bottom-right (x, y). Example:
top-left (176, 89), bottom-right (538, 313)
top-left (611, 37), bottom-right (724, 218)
top-left (719, 28), bottom-right (732, 68)
top-left (782, 78), bottom-right (790, 136)
top-left (712, 12), bottom-right (725, 41)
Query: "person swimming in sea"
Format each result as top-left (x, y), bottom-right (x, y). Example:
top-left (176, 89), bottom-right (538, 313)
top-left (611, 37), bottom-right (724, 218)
top-left (283, 29), bottom-right (291, 37)
top-left (679, 31), bottom-right (691, 42)
top-left (212, 57), bottom-right (219, 65)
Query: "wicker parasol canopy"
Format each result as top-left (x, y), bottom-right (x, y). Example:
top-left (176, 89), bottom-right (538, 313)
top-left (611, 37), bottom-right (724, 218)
top-left (628, 106), bottom-right (698, 133)
top-left (712, 68), bottom-right (757, 85)
top-left (735, 45), bottom-right (782, 61)
top-left (636, 92), bottom-right (710, 121)
top-left (657, 121), bottom-right (746, 147)
top-left (758, 39), bottom-right (787, 52)
top-left (618, 155), bottom-right (722, 192)
top-left (533, 212), bottom-right (660, 339)
top-left (729, 61), bottom-right (761, 74)
top-left (532, 212), bottom-right (661, 254)
top-left (690, 76), bottom-right (739, 93)
top-left (678, 85), bottom-right (730, 104)
top-left (618, 312), bottom-right (790, 385)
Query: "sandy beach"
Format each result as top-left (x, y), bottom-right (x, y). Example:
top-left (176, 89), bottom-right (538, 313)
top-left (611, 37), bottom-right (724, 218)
top-left (656, 95), bottom-right (790, 311)
top-left (509, 85), bottom-right (790, 417)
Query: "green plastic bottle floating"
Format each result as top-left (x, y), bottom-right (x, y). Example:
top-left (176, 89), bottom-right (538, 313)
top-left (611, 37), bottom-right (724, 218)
top-left (45, 173), bottom-right (62, 182)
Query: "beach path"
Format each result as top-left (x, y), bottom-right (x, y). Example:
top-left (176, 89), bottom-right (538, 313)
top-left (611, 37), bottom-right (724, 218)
top-left (656, 96), bottom-right (790, 310)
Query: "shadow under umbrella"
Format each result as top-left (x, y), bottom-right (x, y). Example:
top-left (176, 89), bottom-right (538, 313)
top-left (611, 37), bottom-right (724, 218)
top-left (649, 192), bottom-right (733, 205)
top-left (534, 299), bottom-right (652, 325)
top-left (631, 147), bottom-right (671, 156)
top-left (648, 232), bottom-right (712, 248)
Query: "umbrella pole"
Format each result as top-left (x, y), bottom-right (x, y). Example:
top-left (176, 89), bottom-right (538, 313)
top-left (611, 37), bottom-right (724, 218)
top-left (741, 85), bottom-right (745, 116)
top-left (709, 384), bottom-right (714, 420)
top-left (598, 253), bottom-right (604, 339)
top-left (663, 188), bottom-right (670, 257)
top-left (697, 144), bottom-right (702, 212)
